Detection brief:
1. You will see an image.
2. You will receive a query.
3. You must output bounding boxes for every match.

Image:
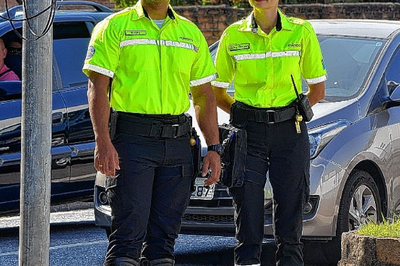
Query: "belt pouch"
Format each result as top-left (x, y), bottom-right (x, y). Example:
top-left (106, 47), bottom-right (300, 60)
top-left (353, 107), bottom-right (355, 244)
top-left (109, 108), bottom-right (118, 141)
top-left (218, 123), bottom-right (247, 188)
top-left (296, 94), bottom-right (314, 121)
top-left (229, 102), bottom-right (247, 127)
top-left (190, 127), bottom-right (201, 192)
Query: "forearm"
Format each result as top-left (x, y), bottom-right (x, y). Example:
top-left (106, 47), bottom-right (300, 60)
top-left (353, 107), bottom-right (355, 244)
top-left (192, 84), bottom-right (219, 145)
top-left (87, 72), bottom-right (111, 143)
top-left (212, 85), bottom-right (235, 114)
top-left (307, 82), bottom-right (325, 106)
top-left (192, 83), bottom-right (221, 184)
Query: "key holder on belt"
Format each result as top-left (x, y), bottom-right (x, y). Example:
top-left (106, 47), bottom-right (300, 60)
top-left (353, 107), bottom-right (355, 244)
top-left (290, 75), bottom-right (314, 122)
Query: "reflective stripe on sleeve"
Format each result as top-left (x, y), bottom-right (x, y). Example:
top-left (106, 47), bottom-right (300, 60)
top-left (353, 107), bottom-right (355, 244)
top-left (233, 50), bottom-right (300, 61)
top-left (306, 75), bottom-right (327, 84)
top-left (120, 38), bottom-right (199, 52)
top-left (190, 73), bottom-right (218, 87)
top-left (211, 80), bottom-right (231, 89)
top-left (83, 64), bottom-right (114, 78)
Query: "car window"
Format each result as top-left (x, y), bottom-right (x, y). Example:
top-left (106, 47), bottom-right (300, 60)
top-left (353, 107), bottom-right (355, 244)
top-left (319, 36), bottom-right (383, 101)
top-left (53, 22), bottom-right (91, 88)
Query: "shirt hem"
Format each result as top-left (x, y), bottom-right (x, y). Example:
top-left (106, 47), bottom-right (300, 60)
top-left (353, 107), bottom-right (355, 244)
top-left (190, 73), bottom-right (218, 87)
top-left (211, 80), bottom-right (230, 89)
top-left (306, 75), bottom-right (327, 85)
top-left (83, 64), bottom-right (114, 78)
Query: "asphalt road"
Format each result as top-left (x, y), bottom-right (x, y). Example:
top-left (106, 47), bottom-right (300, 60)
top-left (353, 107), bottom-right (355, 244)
top-left (0, 208), bottom-right (334, 266)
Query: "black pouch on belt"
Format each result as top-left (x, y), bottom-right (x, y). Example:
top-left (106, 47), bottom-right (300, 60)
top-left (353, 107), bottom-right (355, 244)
top-left (291, 75), bottom-right (314, 122)
top-left (218, 123), bottom-right (247, 188)
top-left (297, 93), bottom-right (314, 122)
top-left (109, 108), bottom-right (118, 141)
top-left (190, 127), bottom-right (201, 192)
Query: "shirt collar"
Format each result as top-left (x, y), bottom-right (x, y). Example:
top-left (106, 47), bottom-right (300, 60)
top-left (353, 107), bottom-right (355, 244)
top-left (131, 1), bottom-right (176, 21)
top-left (239, 9), bottom-right (293, 33)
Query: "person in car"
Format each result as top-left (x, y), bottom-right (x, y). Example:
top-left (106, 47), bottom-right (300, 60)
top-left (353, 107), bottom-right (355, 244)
top-left (211, 0), bottom-right (327, 265)
top-left (82, 0), bottom-right (221, 265)
top-left (0, 38), bottom-right (19, 81)
top-left (4, 39), bottom-right (22, 79)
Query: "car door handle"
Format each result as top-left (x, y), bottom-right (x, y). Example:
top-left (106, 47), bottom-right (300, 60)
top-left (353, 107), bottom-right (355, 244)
top-left (52, 112), bottom-right (64, 125)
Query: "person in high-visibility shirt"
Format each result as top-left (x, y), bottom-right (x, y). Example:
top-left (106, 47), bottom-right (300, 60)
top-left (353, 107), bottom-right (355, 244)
top-left (83, 0), bottom-right (221, 265)
top-left (212, 0), bottom-right (327, 264)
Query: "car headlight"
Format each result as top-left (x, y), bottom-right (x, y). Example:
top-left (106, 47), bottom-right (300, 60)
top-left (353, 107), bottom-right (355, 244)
top-left (309, 120), bottom-right (351, 159)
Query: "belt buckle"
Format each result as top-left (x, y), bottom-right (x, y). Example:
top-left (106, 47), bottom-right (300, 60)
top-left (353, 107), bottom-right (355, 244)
top-left (161, 124), bottom-right (179, 138)
top-left (171, 124), bottom-right (180, 138)
top-left (266, 110), bottom-right (276, 124)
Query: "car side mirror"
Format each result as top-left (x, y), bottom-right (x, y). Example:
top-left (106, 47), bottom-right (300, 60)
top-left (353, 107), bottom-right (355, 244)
top-left (389, 86), bottom-right (400, 102)
top-left (0, 81), bottom-right (22, 101)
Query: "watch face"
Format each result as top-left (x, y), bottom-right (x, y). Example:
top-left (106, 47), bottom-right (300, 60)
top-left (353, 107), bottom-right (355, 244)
top-left (208, 144), bottom-right (222, 154)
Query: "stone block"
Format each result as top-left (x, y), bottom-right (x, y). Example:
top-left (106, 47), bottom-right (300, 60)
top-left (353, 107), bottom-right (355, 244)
top-left (339, 231), bottom-right (400, 266)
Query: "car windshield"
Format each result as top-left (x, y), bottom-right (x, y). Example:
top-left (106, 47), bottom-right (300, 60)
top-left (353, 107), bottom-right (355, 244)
top-left (318, 35), bottom-right (384, 102)
top-left (209, 35), bottom-right (384, 102)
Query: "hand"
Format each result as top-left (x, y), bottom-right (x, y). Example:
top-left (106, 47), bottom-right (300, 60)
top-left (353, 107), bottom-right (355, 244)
top-left (202, 151), bottom-right (221, 186)
top-left (94, 139), bottom-right (120, 178)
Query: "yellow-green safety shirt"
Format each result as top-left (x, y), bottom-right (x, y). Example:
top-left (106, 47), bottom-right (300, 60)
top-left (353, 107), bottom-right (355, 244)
top-left (212, 10), bottom-right (327, 108)
top-left (83, 2), bottom-right (217, 115)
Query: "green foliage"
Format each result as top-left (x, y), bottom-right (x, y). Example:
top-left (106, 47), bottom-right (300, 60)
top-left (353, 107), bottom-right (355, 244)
top-left (114, 0), bottom-right (136, 8)
top-left (357, 215), bottom-right (400, 238)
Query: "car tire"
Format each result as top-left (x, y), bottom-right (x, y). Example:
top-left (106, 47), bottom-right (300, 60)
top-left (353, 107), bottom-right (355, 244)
top-left (321, 170), bottom-right (382, 264)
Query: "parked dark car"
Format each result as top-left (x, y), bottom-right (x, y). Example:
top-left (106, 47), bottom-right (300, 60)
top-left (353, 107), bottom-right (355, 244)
top-left (0, 1), bottom-right (112, 215)
top-left (94, 20), bottom-right (400, 264)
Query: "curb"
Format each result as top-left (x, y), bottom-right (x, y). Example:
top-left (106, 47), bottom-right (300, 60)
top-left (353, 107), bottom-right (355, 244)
top-left (0, 207), bottom-right (95, 230)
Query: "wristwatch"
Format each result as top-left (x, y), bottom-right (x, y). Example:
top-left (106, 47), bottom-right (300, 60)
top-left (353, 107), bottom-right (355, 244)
top-left (207, 144), bottom-right (222, 155)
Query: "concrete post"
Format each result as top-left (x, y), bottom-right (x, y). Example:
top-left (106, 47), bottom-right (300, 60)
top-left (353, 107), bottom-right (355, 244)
top-left (19, 0), bottom-right (53, 265)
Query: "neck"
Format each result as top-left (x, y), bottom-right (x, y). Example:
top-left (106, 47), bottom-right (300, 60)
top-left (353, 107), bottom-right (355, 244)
top-left (254, 8), bottom-right (278, 34)
top-left (141, 0), bottom-right (169, 20)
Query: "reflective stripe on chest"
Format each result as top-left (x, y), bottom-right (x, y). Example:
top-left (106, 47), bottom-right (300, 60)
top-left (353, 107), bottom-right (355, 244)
top-left (120, 38), bottom-right (199, 52)
top-left (233, 50), bottom-right (300, 61)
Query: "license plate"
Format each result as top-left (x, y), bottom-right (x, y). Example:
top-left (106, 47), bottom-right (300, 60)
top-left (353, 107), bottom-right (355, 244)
top-left (191, 177), bottom-right (215, 200)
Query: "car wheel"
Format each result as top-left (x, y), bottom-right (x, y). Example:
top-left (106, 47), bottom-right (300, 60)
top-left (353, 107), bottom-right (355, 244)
top-left (322, 170), bottom-right (382, 264)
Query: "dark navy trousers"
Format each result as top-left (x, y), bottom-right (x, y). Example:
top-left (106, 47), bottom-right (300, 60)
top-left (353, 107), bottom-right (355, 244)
top-left (229, 106), bottom-right (310, 266)
top-left (103, 131), bottom-right (193, 265)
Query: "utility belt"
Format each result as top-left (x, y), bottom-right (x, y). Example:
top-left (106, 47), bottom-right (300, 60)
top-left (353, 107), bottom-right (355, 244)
top-left (231, 101), bottom-right (297, 125)
top-left (109, 110), bottom-right (201, 182)
top-left (111, 111), bottom-right (192, 139)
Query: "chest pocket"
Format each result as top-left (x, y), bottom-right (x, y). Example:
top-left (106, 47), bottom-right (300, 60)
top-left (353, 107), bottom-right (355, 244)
top-left (234, 54), bottom-right (268, 87)
top-left (163, 43), bottom-right (197, 77)
top-left (120, 40), bottom-right (160, 72)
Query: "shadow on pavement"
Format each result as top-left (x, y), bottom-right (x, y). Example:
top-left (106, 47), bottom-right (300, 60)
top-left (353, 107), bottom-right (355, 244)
top-left (176, 240), bottom-right (335, 266)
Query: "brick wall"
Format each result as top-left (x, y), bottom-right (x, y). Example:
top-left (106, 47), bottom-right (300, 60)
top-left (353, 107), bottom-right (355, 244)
top-left (1, 1), bottom-right (399, 45)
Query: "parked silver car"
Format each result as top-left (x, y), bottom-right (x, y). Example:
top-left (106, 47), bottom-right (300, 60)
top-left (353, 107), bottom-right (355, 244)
top-left (94, 19), bottom-right (400, 264)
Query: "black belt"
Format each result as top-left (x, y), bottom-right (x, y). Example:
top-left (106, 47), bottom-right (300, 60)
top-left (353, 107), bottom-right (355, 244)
top-left (234, 101), bottom-right (297, 124)
top-left (116, 112), bottom-right (191, 138)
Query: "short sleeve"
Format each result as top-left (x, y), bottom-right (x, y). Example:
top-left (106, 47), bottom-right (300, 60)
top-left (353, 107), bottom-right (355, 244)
top-left (189, 31), bottom-right (217, 87)
top-left (300, 22), bottom-right (327, 85)
top-left (82, 18), bottom-right (120, 78)
top-left (211, 31), bottom-right (235, 89)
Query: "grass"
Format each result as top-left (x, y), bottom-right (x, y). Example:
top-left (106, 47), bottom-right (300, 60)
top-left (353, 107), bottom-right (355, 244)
top-left (357, 215), bottom-right (400, 238)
